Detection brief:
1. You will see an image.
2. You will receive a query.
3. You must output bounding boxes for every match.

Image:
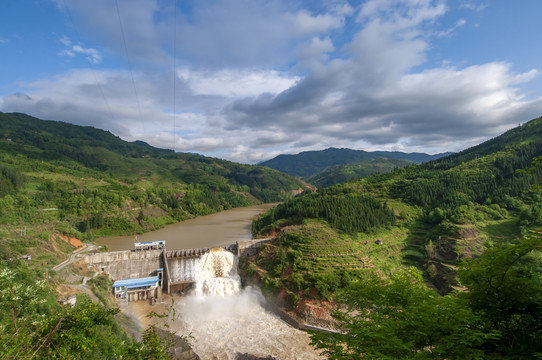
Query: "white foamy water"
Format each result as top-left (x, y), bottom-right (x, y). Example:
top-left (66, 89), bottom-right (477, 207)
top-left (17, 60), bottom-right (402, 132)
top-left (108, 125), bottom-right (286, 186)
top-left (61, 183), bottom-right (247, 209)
top-left (170, 257), bottom-right (199, 281)
top-left (193, 249), bottom-right (241, 297)
top-left (173, 249), bottom-right (324, 360)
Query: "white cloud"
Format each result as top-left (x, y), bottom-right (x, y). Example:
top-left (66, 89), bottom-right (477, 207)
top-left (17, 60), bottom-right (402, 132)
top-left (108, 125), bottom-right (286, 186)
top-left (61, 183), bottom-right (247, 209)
top-left (296, 36), bottom-right (336, 69)
top-left (177, 68), bottom-right (299, 98)
top-left (437, 18), bottom-right (466, 37)
top-left (459, 1), bottom-right (487, 12)
top-left (222, 1), bottom-right (542, 161)
top-left (59, 36), bottom-right (101, 64)
top-left (287, 9), bottom-right (346, 36)
top-left (3, 0), bottom-right (542, 164)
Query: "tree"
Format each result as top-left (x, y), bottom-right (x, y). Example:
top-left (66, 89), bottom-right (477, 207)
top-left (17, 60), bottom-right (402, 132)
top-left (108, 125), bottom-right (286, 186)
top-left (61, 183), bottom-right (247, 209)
top-left (0, 265), bottom-right (50, 359)
top-left (0, 263), bottom-right (178, 359)
top-left (458, 232), bottom-right (542, 358)
top-left (310, 268), bottom-right (489, 359)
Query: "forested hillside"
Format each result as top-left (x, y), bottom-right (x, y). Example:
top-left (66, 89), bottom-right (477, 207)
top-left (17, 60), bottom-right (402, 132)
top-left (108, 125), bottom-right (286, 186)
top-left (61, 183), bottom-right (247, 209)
top-left (247, 117), bottom-right (542, 358)
top-left (0, 112), bottom-right (308, 250)
top-left (306, 157), bottom-right (413, 187)
top-left (259, 146), bottom-right (450, 179)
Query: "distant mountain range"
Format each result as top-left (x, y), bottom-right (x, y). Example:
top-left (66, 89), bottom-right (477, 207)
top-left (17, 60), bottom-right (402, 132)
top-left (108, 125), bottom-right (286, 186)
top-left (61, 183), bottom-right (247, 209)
top-left (259, 147), bottom-right (452, 186)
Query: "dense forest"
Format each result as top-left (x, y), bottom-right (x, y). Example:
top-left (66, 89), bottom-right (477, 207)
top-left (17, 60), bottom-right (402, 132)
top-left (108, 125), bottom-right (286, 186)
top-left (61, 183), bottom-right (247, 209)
top-left (248, 118), bottom-right (542, 359)
top-left (306, 157), bottom-right (413, 188)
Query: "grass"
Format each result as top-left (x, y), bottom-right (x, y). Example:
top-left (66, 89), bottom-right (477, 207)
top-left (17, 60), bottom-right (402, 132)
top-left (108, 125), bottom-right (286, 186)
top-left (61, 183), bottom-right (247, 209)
top-left (277, 223), bottom-right (410, 276)
top-left (480, 217), bottom-right (522, 245)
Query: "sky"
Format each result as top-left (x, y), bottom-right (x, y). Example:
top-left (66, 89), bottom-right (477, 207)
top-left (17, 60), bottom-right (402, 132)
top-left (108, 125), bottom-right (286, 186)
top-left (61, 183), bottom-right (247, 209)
top-left (1, 0), bottom-right (542, 164)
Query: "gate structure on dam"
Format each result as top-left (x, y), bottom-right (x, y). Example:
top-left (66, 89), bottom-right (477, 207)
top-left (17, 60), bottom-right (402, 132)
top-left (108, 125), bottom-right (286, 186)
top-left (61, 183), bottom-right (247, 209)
top-left (84, 239), bottom-right (270, 301)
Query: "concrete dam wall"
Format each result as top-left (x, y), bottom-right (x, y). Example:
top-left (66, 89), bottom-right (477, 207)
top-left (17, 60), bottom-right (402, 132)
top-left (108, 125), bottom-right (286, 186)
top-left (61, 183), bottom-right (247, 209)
top-left (85, 249), bottom-right (164, 281)
top-left (84, 239), bottom-right (272, 296)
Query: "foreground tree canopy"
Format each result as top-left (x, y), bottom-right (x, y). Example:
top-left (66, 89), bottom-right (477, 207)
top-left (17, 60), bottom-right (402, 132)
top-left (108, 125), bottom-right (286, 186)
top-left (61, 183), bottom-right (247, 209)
top-left (0, 262), bottom-right (177, 359)
top-left (310, 231), bottom-right (542, 359)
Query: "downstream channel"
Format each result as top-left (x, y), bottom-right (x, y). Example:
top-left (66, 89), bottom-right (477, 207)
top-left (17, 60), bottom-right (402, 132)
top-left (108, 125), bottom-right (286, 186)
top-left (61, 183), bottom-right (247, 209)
top-left (97, 204), bottom-right (324, 360)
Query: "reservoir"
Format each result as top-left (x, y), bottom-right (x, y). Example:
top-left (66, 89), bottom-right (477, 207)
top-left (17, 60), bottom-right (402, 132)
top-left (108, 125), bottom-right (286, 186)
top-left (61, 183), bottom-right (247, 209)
top-left (96, 203), bottom-right (276, 251)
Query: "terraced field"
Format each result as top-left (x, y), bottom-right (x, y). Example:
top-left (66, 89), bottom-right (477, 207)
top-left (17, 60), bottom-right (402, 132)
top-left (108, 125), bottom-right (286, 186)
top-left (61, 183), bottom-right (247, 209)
top-left (249, 221), bottom-right (419, 301)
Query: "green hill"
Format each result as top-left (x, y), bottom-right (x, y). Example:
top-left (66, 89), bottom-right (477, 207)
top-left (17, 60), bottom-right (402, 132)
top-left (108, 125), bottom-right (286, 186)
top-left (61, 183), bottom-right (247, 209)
top-left (306, 157), bottom-right (413, 188)
top-left (0, 112), bottom-right (308, 251)
top-left (258, 147), bottom-right (450, 179)
top-left (249, 117), bottom-right (542, 297)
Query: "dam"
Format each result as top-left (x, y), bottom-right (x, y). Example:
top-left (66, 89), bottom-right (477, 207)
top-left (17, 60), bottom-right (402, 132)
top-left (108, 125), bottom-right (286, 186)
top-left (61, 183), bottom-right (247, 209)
top-left (84, 239), bottom-right (270, 300)
top-left (90, 205), bottom-right (324, 359)
top-left (86, 238), bottom-right (324, 359)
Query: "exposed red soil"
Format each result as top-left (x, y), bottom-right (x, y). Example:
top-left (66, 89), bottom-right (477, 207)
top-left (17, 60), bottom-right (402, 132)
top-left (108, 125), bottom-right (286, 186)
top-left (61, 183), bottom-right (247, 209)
top-left (54, 233), bottom-right (85, 249)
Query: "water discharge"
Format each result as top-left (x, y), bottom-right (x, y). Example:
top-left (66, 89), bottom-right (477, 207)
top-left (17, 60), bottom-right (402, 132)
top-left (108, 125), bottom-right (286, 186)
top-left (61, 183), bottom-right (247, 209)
top-left (193, 248), bottom-right (240, 297)
top-left (173, 248), bottom-right (324, 360)
top-left (105, 205), bottom-right (324, 359)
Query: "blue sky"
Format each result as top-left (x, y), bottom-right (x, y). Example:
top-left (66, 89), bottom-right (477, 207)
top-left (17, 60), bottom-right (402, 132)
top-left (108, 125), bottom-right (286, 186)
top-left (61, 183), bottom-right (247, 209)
top-left (1, 0), bottom-right (542, 163)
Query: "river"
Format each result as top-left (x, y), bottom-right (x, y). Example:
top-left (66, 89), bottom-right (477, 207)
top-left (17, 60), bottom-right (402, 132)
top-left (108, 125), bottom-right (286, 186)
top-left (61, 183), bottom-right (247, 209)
top-left (96, 203), bottom-right (276, 251)
top-left (101, 204), bottom-right (325, 359)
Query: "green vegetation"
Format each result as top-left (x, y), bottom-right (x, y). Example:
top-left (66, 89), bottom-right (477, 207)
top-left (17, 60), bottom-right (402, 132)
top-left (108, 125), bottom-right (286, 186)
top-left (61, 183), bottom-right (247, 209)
top-left (259, 146), bottom-right (449, 182)
top-left (253, 187), bottom-right (397, 234)
top-left (0, 261), bottom-right (176, 359)
top-left (0, 112), bottom-right (307, 242)
top-left (247, 117), bottom-right (542, 358)
top-left (310, 232), bottom-right (542, 359)
top-left (251, 117), bottom-right (542, 295)
top-left (306, 157), bottom-right (413, 187)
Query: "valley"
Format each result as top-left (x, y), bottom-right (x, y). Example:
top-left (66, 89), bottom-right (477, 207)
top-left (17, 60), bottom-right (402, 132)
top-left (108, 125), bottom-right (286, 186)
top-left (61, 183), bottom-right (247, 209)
top-left (0, 112), bottom-right (541, 359)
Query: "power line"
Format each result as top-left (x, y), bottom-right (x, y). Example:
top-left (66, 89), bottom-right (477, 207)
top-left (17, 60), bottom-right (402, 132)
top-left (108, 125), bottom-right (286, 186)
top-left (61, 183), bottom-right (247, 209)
top-left (62, 0), bottom-right (116, 123)
top-left (114, 0), bottom-right (144, 133)
top-left (173, 0), bottom-right (177, 152)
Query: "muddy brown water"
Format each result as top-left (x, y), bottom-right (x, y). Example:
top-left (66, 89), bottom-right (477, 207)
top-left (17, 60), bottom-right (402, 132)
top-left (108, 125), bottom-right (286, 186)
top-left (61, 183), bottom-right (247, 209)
top-left (96, 203), bottom-right (276, 251)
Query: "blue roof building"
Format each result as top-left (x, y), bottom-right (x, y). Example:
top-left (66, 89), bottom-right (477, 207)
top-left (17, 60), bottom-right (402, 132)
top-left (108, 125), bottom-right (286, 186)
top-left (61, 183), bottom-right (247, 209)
top-left (113, 276), bottom-right (160, 289)
top-left (113, 271), bottom-right (163, 301)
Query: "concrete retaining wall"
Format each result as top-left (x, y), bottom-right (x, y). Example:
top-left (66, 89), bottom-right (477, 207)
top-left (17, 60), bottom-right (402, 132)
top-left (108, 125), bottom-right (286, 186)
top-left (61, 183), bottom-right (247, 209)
top-left (237, 238), bottom-right (272, 258)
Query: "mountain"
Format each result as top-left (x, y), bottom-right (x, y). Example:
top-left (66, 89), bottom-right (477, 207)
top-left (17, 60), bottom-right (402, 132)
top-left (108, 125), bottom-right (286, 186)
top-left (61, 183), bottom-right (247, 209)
top-left (258, 147), bottom-right (451, 179)
top-left (373, 150), bottom-right (454, 163)
top-left (306, 157), bottom-right (413, 188)
top-left (0, 112), bottom-right (308, 240)
top-left (249, 116), bottom-right (542, 300)
top-left (248, 118), bottom-right (542, 358)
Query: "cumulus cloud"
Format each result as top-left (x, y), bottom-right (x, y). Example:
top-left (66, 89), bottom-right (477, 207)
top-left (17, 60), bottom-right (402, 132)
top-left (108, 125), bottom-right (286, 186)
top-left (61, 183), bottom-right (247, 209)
top-left (177, 68), bottom-right (299, 98)
top-left (287, 9), bottom-right (348, 36)
top-left (2, 0), bottom-right (542, 164)
top-left (223, 0), bottom-right (542, 161)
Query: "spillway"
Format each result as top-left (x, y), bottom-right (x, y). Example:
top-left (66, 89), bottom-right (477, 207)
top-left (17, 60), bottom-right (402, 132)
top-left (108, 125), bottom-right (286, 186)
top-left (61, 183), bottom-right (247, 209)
top-left (173, 248), bottom-right (324, 360)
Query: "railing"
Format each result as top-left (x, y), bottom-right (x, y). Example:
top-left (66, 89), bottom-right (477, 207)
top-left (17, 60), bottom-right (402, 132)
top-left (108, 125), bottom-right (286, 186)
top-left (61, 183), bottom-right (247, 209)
top-left (165, 243), bottom-right (238, 258)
